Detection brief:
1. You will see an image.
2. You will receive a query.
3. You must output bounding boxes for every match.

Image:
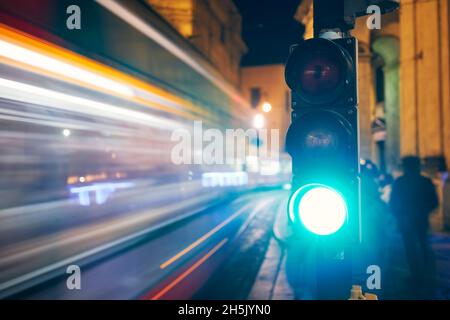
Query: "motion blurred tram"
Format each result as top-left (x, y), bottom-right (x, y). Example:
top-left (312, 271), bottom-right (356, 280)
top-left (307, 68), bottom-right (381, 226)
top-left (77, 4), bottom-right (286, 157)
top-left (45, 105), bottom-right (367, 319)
top-left (0, 0), bottom-right (290, 297)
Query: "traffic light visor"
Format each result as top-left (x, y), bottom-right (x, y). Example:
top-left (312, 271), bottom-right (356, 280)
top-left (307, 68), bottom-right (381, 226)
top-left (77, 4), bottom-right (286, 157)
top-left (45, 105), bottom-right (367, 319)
top-left (288, 184), bottom-right (348, 236)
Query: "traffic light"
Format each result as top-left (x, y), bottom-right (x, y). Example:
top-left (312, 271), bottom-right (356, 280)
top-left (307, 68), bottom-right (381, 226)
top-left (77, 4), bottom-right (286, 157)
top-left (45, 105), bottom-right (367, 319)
top-left (285, 36), bottom-right (361, 243)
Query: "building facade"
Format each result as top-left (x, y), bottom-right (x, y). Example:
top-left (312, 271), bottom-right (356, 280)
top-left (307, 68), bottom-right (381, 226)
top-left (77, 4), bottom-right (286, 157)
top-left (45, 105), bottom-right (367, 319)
top-left (240, 65), bottom-right (291, 151)
top-left (147, 0), bottom-right (247, 87)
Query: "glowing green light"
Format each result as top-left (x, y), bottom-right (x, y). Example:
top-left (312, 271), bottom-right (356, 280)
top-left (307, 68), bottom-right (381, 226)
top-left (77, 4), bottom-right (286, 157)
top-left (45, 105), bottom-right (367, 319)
top-left (288, 184), bottom-right (347, 236)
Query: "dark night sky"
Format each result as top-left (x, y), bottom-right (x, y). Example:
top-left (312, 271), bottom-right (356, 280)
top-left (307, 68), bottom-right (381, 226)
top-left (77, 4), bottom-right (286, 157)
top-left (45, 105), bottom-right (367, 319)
top-left (234, 0), bottom-right (305, 66)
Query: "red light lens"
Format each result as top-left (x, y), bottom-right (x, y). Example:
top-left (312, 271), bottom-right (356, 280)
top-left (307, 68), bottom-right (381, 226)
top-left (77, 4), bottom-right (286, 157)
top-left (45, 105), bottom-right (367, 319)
top-left (300, 56), bottom-right (342, 96)
top-left (285, 38), bottom-right (352, 106)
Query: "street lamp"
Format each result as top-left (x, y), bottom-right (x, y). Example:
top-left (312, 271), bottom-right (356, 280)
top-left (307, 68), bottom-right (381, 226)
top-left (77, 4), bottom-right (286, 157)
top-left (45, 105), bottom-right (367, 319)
top-left (62, 129), bottom-right (71, 137)
top-left (262, 102), bottom-right (272, 113)
top-left (253, 113), bottom-right (265, 129)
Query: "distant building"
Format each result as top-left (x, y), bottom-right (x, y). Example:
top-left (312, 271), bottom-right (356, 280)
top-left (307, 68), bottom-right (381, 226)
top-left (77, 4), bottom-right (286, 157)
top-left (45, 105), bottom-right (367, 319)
top-left (147, 0), bottom-right (247, 87)
top-left (241, 65), bottom-right (291, 151)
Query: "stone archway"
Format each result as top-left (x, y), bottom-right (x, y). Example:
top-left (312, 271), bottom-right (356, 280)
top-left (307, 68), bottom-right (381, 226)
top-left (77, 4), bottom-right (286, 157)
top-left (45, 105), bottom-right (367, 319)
top-left (372, 36), bottom-right (400, 173)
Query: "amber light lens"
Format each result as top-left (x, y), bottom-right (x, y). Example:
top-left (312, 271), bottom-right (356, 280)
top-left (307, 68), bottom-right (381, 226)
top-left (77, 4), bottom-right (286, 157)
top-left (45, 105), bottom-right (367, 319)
top-left (304, 129), bottom-right (337, 149)
top-left (285, 111), bottom-right (352, 167)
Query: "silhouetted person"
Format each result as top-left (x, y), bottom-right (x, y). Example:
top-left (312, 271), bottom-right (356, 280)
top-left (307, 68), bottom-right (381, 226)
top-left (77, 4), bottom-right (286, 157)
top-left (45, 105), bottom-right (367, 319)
top-left (389, 156), bottom-right (438, 289)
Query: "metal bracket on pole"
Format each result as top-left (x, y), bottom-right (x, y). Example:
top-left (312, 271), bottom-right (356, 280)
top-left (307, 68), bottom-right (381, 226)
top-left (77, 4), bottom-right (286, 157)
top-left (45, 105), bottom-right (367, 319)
top-left (313, 0), bottom-right (399, 37)
top-left (313, 0), bottom-right (350, 37)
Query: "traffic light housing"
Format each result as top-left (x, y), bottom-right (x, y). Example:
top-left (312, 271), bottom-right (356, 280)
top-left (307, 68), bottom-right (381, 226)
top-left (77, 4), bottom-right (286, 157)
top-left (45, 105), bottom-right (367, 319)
top-left (285, 37), bottom-right (361, 243)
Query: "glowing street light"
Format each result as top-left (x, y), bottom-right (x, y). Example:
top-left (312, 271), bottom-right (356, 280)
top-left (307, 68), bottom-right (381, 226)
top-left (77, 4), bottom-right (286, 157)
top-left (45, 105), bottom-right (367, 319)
top-left (62, 129), bottom-right (71, 137)
top-left (253, 113), bottom-right (265, 129)
top-left (262, 102), bottom-right (272, 113)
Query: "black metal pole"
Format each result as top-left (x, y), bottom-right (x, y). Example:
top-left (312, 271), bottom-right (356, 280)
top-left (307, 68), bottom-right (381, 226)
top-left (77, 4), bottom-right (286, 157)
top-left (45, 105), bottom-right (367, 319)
top-left (313, 0), bottom-right (354, 37)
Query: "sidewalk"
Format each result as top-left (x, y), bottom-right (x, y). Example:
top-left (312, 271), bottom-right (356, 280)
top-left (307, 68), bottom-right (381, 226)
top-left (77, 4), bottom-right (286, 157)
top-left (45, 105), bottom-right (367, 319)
top-left (248, 197), bottom-right (295, 300)
top-left (248, 237), bottom-right (294, 300)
